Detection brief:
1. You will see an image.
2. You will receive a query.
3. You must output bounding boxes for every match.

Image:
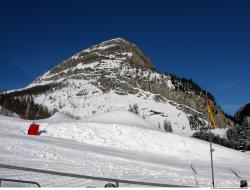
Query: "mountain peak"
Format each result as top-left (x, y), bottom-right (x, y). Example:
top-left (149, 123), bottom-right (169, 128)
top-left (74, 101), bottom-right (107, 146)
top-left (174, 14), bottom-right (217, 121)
top-left (82, 37), bottom-right (135, 53)
top-left (100, 37), bottom-right (129, 44)
top-left (81, 37), bottom-right (144, 56)
top-left (32, 38), bottom-right (155, 84)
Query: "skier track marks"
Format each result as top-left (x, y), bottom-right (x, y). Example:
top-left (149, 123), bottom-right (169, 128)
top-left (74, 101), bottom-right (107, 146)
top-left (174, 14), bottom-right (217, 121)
top-left (0, 131), bottom-right (192, 170)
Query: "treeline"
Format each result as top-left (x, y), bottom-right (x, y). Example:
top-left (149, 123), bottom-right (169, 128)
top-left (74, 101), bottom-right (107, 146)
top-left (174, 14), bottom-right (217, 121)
top-left (223, 112), bottom-right (236, 123)
top-left (166, 73), bottom-right (216, 103)
top-left (3, 83), bottom-right (63, 97)
top-left (192, 124), bottom-right (250, 151)
top-left (0, 95), bottom-right (51, 119)
top-left (0, 83), bottom-right (63, 119)
top-left (226, 123), bottom-right (250, 151)
top-left (234, 103), bottom-right (250, 124)
top-left (192, 131), bottom-right (242, 150)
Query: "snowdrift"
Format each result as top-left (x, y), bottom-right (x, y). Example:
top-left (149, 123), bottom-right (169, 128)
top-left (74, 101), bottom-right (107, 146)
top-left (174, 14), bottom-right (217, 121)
top-left (83, 110), bottom-right (155, 129)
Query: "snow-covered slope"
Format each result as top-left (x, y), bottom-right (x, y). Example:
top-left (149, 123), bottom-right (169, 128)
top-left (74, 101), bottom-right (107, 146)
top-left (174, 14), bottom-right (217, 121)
top-left (32, 82), bottom-right (195, 135)
top-left (0, 112), bottom-right (249, 187)
top-left (83, 110), bottom-right (155, 129)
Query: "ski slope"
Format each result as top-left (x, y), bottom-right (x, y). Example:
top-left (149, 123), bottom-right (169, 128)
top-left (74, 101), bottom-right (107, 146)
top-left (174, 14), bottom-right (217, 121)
top-left (0, 112), bottom-right (249, 187)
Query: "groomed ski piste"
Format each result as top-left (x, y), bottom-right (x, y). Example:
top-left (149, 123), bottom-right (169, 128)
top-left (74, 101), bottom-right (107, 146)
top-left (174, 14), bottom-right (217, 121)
top-left (0, 111), bottom-right (249, 187)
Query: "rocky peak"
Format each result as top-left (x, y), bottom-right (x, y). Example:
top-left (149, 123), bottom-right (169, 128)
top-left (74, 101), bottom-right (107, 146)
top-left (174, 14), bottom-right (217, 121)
top-left (79, 37), bottom-right (155, 70)
top-left (32, 38), bottom-right (154, 84)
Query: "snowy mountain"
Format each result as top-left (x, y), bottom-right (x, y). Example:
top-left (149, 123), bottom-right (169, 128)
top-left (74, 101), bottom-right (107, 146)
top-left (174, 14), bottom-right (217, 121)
top-left (0, 38), bottom-right (249, 188)
top-left (0, 38), bottom-right (233, 136)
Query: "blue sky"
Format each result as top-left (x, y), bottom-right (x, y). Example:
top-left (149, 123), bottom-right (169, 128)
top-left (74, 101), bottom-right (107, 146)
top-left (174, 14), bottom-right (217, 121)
top-left (0, 0), bottom-right (249, 115)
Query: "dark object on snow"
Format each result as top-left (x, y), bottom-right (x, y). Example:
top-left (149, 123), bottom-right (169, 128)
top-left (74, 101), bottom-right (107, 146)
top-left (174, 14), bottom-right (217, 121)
top-left (38, 129), bottom-right (47, 135)
top-left (28, 123), bottom-right (40, 135)
top-left (240, 180), bottom-right (248, 188)
top-left (104, 183), bottom-right (116, 188)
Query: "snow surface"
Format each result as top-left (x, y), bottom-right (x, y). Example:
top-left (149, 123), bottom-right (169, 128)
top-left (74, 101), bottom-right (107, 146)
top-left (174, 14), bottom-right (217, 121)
top-left (28, 76), bottom-right (225, 137)
top-left (29, 79), bottom-right (197, 136)
top-left (83, 111), bottom-right (155, 129)
top-left (0, 112), bottom-right (249, 187)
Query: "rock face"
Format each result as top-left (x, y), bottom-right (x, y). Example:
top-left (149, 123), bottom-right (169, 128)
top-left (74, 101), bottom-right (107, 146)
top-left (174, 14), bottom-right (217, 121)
top-left (32, 38), bottom-right (154, 83)
top-left (1, 38), bottom-right (234, 135)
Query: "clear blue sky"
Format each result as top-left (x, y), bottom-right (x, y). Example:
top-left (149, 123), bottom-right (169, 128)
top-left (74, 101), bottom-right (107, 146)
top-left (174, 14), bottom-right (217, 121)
top-left (0, 0), bottom-right (249, 115)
